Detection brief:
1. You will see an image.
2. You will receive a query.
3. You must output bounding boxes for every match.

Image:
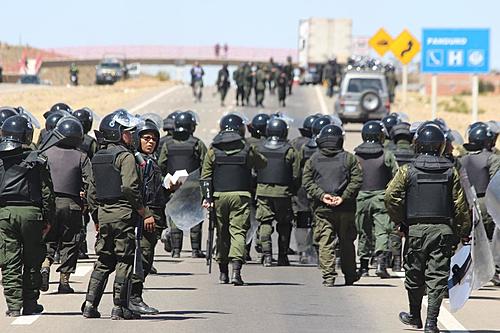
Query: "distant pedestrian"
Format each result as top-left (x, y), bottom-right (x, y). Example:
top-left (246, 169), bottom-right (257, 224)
top-left (215, 43), bottom-right (221, 58)
top-left (223, 43), bottom-right (228, 58)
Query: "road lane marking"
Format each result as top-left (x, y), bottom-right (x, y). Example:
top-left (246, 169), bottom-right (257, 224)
top-left (73, 265), bottom-right (93, 277)
top-left (11, 314), bottom-right (41, 325)
top-left (129, 85), bottom-right (183, 113)
top-left (422, 297), bottom-right (469, 332)
top-left (314, 85), bottom-right (329, 115)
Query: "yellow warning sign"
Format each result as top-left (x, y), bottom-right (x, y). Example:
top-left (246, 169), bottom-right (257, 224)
top-left (369, 28), bottom-right (393, 56)
top-left (390, 29), bottom-right (421, 64)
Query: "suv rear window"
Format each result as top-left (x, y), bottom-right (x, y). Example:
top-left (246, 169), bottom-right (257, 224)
top-left (347, 78), bottom-right (383, 93)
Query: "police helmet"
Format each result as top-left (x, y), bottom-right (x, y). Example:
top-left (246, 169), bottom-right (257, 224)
top-left (56, 116), bottom-right (84, 148)
top-left (316, 124), bottom-right (344, 149)
top-left (299, 114), bottom-right (320, 138)
top-left (311, 116), bottom-right (332, 136)
top-left (248, 113), bottom-right (270, 138)
top-left (0, 106), bottom-right (19, 127)
top-left (72, 107), bottom-right (94, 134)
top-left (465, 122), bottom-right (494, 151)
top-left (163, 111), bottom-right (181, 132)
top-left (266, 118), bottom-right (288, 140)
top-left (361, 120), bottom-right (385, 143)
top-left (381, 114), bottom-right (401, 137)
top-left (414, 123), bottom-right (446, 156)
top-left (390, 122), bottom-right (412, 143)
top-left (50, 102), bottom-right (72, 114)
top-left (174, 112), bottom-right (196, 134)
top-left (45, 110), bottom-right (69, 131)
top-left (136, 119), bottom-right (160, 153)
top-left (220, 113), bottom-right (246, 137)
top-left (0, 115), bottom-right (34, 151)
top-left (99, 109), bottom-right (142, 143)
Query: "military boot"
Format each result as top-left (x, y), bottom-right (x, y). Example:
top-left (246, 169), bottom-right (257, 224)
top-left (40, 258), bottom-right (50, 292)
top-left (357, 258), bottom-right (369, 277)
top-left (399, 289), bottom-right (424, 328)
top-left (375, 252), bottom-right (391, 279)
top-left (424, 318), bottom-right (439, 333)
top-left (163, 233), bottom-right (172, 253)
top-left (392, 255), bottom-right (402, 272)
top-left (112, 280), bottom-right (140, 320)
top-left (171, 230), bottom-right (183, 258)
top-left (262, 255), bottom-right (272, 267)
top-left (191, 249), bottom-right (206, 258)
top-left (231, 261), bottom-right (244, 286)
top-left (219, 263), bottom-right (229, 284)
top-left (129, 283), bottom-right (159, 315)
top-left (399, 312), bottom-right (423, 329)
top-left (58, 272), bottom-right (75, 294)
top-left (277, 254), bottom-right (290, 266)
top-left (82, 301), bottom-right (101, 318)
top-left (22, 301), bottom-right (44, 315)
top-left (111, 306), bottom-right (141, 320)
top-left (244, 242), bottom-right (252, 262)
top-left (5, 309), bottom-right (21, 317)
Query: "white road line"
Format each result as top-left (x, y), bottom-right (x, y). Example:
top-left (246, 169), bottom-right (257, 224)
top-left (11, 314), bottom-right (41, 325)
top-left (422, 297), bottom-right (469, 332)
top-left (314, 85), bottom-right (329, 115)
top-left (73, 265), bottom-right (93, 277)
top-left (129, 85), bottom-right (183, 113)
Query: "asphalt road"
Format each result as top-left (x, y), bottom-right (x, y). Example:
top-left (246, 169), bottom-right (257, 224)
top-left (1, 84), bottom-right (499, 333)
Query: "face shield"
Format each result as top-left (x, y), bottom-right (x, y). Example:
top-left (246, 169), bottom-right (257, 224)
top-left (110, 109), bottom-right (144, 132)
top-left (16, 107), bottom-right (41, 129)
top-left (141, 112), bottom-right (163, 130)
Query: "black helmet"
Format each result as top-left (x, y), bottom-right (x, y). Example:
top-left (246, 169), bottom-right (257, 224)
top-left (136, 119), bottom-right (160, 153)
top-left (55, 116), bottom-right (84, 147)
top-left (311, 116), bottom-right (332, 136)
top-left (163, 111), bottom-right (181, 132)
top-left (390, 122), bottom-right (412, 143)
top-left (220, 114), bottom-right (246, 137)
top-left (0, 106), bottom-right (19, 127)
top-left (361, 120), bottom-right (385, 143)
top-left (414, 123), bottom-right (446, 156)
top-left (174, 112), bottom-right (196, 134)
top-left (248, 113), bottom-right (270, 138)
top-left (0, 115), bottom-right (34, 151)
top-left (381, 114), bottom-right (401, 138)
top-left (465, 122), bottom-right (494, 151)
top-left (45, 110), bottom-right (69, 131)
top-left (99, 109), bottom-right (142, 143)
top-left (50, 102), bottom-right (72, 114)
top-left (72, 107), bottom-right (94, 133)
top-left (299, 114), bottom-right (320, 138)
top-left (316, 124), bottom-right (344, 149)
top-left (266, 118), bottom-right (288, 140)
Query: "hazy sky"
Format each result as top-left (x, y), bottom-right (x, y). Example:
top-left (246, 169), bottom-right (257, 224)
top-left (1, 0), bottom-right (498, 68)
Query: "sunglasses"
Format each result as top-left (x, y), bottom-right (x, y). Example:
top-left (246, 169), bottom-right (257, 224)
top-left (141, 135), bottom-right (158, 142)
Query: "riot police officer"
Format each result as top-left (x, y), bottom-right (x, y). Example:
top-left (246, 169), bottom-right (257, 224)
top-left (385, 123), bottom-right (470, 333)
top-left (233, 64), bottom-right (246, 106)
top-left (129, 119), bottom-right (166, 315)
top-left (201, 113), bottom-right (267, 285)
top-left (390, 122), bottom-right (415, 166)
top-left (216, 64), bottom-right (231, 107)
top-left (302, 124), bottom-right (362, 287)
top-left (37, 110), bottom-right (70, 145)
top-left (256, 118), bottom-right (300, 266)
top-left (158, 111), bottom-right (208, 258)
top-left (0, 115), bottom-right (55, 316)
top-left (382, 113), bottom-right (401, 151)
top-left (290, 114), bottom-right (320, 152)
top-left (354, 121), bottom-right (398, 278)
top-left (247, 113), bottom-right (269, 146)
top-left (82, 109), bottom-right (147, 320)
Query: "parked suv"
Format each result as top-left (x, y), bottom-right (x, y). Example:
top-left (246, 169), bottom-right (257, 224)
top-left (95, 58), bottom-right (124, 85)
top-left (334, 70), bottom-right (390, 123)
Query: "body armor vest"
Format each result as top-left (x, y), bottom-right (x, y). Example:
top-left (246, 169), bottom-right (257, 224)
top-left (394, 148), bottom-right (416, 166)
top-left (302, 144), bottom-right (317, 161)
top-left (460, 150), bottom-right (491, 196)
top-left (213, 145), bottom-right (252, 192)
top-left (79, 134), bottom-right (97, 159)
top-left (291, 136), bottom-right (309, 152)
top-left (257, 142), bottom-right (293, 185)
top-left (143, 155), bottom-right (165, 208)
top-left (0, 150), bottom-right (43, 205)
top-left (406, 155), bottom-right (454, 223)
top-left (45, 146), bottom-right (83, 197)
top-left (310, 151), bottom-right (348, 195)
top-left (165, 136), bottom-right (200, 174)
top-left (91, 145), bottom-right (128, 201)
top-left (356, 151), bottom-right (392, 191)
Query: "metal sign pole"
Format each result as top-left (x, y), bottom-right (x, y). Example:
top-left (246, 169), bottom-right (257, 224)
top-left (402, 65), bottom-right (408, 107)
top-left (431, 74), bottom-right (438, 119)
top-left (471, 74), bottom-right (479, 123)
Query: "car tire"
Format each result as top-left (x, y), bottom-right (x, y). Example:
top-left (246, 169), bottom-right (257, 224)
top-left (360, 90), bottom-right (381, 112)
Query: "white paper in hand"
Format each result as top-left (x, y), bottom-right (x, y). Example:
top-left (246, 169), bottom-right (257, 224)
top-left (163, 169), bottom-right (189, 189)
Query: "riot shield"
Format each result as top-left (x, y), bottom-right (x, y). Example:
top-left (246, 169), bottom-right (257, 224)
top-left (448, 244), bottom-right (473, 312)
top-left (486, 172), bottom-right (500, 227)
top-left (246, 205), bottom-right (259, 244)
top-left (165, 169), bottom-right (204, 233)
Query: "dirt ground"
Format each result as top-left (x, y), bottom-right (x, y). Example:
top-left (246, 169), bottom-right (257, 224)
top-left (391, 92), bottom-right (499, 137)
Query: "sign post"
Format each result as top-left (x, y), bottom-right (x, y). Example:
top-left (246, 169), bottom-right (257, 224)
top-left (431, 75), bottom-right (438, 119)
top-left (421, 29), bottom-right (490, 122)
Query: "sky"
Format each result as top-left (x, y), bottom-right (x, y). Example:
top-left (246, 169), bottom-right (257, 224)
top-left (1, 0), bottom-right (498, 68)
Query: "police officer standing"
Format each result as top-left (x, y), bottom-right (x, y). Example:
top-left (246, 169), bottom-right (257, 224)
top-left (158, 111), bottom-right (207, 258)
top-left (385, 123), bottom-right (470, 333)
top-left (254, 65), bottom-right (267, 107)
top-left (82, 110), bottom-right (147, 320)
top-left (276, 69), bottom-right (288, 107)
top-left (323, 59), bottom-right (338, 98)
top-left (216, 64), bottom-right (230, 107)
top-left (283, 56), bottom-right (294, 95)
top-left (243, 63), bottom-right (254, 106)
top-left (354, 121), bottom-right (398, 278)
top-left (302, 124), bottom-right (362, 287)
top-left (41, 116), bottom-right (92, 294)
top-left (233, 64), bottom-right (246, 106)
top-left (201, 114), bottom-right (267, 285)
top-left (256, 118), bottom-right (300, 266)
top-left (0, 115), bottom-right (55, 316)
top-left (129, 119), bottom-right (166, 315)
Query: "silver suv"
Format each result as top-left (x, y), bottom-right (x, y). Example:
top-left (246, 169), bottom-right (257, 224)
top-left (334, 71), bottom-right (390, 123)
top-left (95, 58), bottom-right (124, 85)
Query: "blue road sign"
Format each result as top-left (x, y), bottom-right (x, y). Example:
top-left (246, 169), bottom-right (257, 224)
top-left (421, 29), bottom-right (490, 73)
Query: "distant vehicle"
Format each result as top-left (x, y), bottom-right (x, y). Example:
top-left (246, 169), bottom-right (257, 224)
top-left (18, 74), bottom-right (41, 84)
top-left (334, 70), bottom-right (390, 123)
top-left (95, 58), bottom-right (124, 85)
top-left (300, 66), bottom-right (322, 85)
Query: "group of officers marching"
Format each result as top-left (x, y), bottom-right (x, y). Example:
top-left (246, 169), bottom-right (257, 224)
top-left (0, 101), bottom-right (498, 333)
